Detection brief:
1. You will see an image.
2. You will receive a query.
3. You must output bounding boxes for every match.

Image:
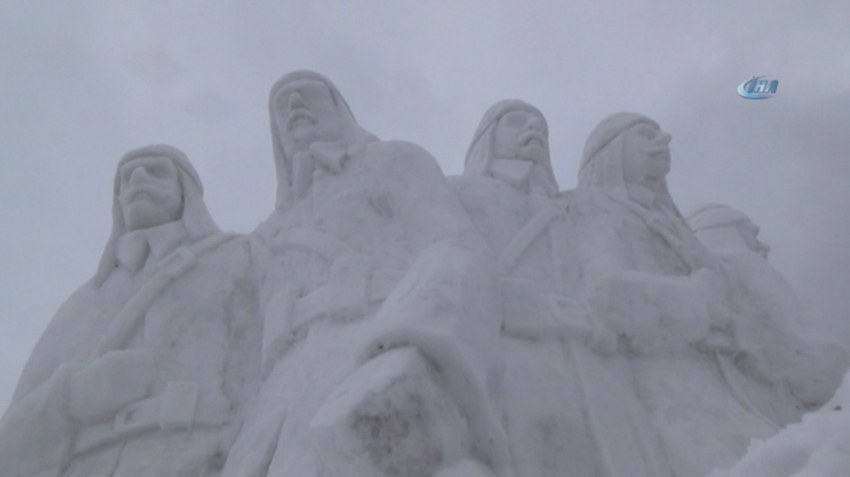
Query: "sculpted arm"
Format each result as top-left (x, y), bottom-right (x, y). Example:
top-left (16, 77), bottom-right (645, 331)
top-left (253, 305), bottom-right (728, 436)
top-left (585, 267), bottom-right (732, 355)
top-left (575, 205), bottom-right (730, 354)
top-left (307, 144), bottom-right (510, 476)
top-left (0, 285), bottom-right (157, 477)
top-left (0, 350), bottom-right (157, 477)
top-left (309, 242), bottom-right (510, 477)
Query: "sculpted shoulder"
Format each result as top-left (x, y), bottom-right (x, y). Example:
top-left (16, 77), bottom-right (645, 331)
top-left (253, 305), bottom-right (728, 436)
top-left (197, 233), bottom-right (252, 270)
top-left (364, 139), bottom-right (447, 180)
top-left (570, 186), bottom-right (617, 216)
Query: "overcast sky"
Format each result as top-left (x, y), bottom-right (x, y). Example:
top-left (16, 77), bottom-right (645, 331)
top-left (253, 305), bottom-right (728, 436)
top-left (1, 0), bottom-right (848, 412)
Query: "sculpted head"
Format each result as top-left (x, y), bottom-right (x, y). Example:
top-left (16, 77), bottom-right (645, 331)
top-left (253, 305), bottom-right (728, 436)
top-left (268, 70), bottom-right (377, 207)
top-left (94, 145), bottom-right (219, 285)
top-left (687, 204), bottom-right (771, 258)
top-left (118, 154), bottom-right (183, 231)
top-left (491, 107), bottom-right (548, 166)
top-left (465, 100), bottom-right (558, 197)
top-left (580, 112), bottom-right (672, 195)
top-left (269, 72), bottom-right (354, 159)
top-left (620, 122), bottom-right (671, 188)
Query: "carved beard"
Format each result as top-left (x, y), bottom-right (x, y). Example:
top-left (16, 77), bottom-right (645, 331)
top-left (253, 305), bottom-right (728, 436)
top-left (290, 141), bottom-right (349, 197)
top-left (489, 159), bottom-right (557, 198)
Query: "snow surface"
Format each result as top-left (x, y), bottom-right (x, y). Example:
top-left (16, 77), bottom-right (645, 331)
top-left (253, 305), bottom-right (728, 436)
top-left (0, 75), bottom-right (847, 477)
top-left (711, 372), bottom-right (850, 477)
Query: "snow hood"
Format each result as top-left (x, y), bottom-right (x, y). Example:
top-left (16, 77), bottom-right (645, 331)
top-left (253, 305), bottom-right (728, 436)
top-left (93, 144), bottom-right (220, 286)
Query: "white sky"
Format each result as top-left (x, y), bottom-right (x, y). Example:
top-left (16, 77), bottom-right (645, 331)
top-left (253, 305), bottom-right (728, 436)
top-left (1, 0), bottom-right (849, 412)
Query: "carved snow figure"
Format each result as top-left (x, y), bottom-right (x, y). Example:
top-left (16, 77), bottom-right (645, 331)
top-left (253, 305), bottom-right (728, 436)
top-left (451, 100), bottom-right (601, 477)
top-left (688, 204), bottom-right (848, 420)
top-left (0, 145), bottom-right (261, 477)
top-left (573, 113), bottom-right (783, 477)
top-left (461, 99), bottom-right (558, 200)
top-left (224, 71), bottom-right (509, 477)
top-left (454, 100), bottom-right (566, 284)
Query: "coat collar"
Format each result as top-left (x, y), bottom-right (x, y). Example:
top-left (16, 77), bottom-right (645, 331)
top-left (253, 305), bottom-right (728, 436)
top-left (116, 220), bottom-right (188, 272)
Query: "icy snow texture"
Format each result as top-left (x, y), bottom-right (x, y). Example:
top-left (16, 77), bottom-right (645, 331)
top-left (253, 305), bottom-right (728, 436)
top-left (710, 372), bottom-right (850, 477)
top-left (0, 75), bottom-right (847, 477)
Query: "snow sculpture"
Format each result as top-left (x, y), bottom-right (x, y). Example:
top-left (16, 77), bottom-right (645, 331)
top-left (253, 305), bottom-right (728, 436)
top-left (688, 204), bottom-right (848, 420)
top-left (450, 100), bottom-right (602, 477)
top-left (0, 145), bottom-right (262, 477)
top-left (223, 71), bottom-right (509, 477)
top-left (3, 81), bottom-right (845, 477)
top-left (572, 113), bottom-right (782, 477)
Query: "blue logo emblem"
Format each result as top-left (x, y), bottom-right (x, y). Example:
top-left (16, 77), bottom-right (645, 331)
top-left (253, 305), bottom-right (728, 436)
top-left (737, 76), bottom-right (778, 99)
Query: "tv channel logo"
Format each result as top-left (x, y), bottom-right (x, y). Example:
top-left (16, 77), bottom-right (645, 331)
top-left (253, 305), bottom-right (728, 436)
top-left (737, 76), bottom-right (778, 99)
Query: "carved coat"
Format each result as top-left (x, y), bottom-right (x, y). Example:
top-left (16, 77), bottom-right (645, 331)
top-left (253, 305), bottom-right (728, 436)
top-left (450, 100), bottom-right (597, 477)
top-left (0, 146), bottom-right (262, 477)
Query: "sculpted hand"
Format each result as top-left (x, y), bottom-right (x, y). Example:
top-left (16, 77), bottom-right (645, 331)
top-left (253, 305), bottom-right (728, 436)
top-left (787, 341), bottom-right (850, 410)
top-left (689, 268), bottom-right (739, 354)
top-left (68, 349), bottom-right (158, 424)
top-left (691, 268), bottom-right (733, 330)
top-left (588, 270), bottom-right (728, 355)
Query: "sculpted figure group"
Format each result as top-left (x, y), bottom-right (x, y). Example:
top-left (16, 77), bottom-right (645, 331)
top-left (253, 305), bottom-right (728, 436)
top-left (1, 71), bottom-right (846, 477)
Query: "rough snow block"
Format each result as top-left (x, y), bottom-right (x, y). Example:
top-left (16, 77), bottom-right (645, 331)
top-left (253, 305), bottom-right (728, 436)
top-left (310, 347), bottom-right (470, 477)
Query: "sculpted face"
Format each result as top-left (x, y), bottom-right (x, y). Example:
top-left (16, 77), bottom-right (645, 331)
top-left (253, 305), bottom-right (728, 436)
top-left (621, 123), bottom-right (672, 190)
top-left (492, 110), bottom-right (549, 166)
top-left (272, 79), bottom-right (347, 157)
top-left (118, 155), bottom-right (183, 231)
top-left (737, 219), bottom-right (771, 259)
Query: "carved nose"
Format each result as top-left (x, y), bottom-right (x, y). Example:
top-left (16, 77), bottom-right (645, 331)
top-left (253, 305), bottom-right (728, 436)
top-left (128, 167), bottom-right (151, 185)
top-left (657, 132), bottom-right (672, 146)
top-left (526, 116), bottom-right (546, 133)
top-left (289, 92), bottom-right (307, 110)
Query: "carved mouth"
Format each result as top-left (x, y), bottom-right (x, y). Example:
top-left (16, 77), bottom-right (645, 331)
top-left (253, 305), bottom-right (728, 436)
top-left (128, 190), bottom-right (155, 202)
top-left (519, 130), bottom-right (545, 148)
top-left (649, 146), bottom-right (670, 160)
top-left (287, 109), bottom-right (316, 130)
top-left (121, 186), bottom-right (163, 204)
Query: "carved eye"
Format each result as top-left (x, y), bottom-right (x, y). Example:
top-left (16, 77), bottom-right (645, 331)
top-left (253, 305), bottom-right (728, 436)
top-left (120, 165), bottom-right (140, 183)
top-left (276, 93), bottom-right (289, 111)
top-left (635, 125), bottom-right (656, 139)
top-left (301, 82), bottom-right (328, 104)
top-left (505, 111), bottom-right (527, 128)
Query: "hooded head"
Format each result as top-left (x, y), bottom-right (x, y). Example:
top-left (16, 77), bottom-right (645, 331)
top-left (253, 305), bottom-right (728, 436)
top-left (268, 70), bottom-right (377, 207)
top-left (579, 112), bottom-right (672, 198)
top-left (687, 203), bottom-right (770, 258)
top-left (579, 113), bottom-right (714, 271)
top-left (93, 144), bottom-right (220, 286)
top-left (464, 100), bottom-right (558, 197)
